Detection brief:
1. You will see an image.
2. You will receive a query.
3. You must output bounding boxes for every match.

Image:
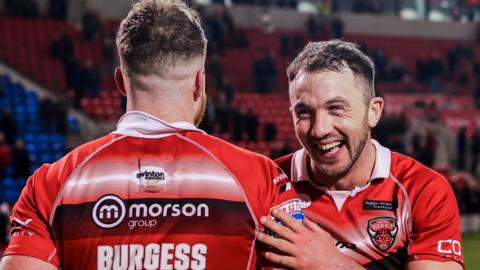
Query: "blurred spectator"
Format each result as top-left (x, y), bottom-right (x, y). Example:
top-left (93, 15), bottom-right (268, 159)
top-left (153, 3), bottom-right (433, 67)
top-left (373, 112), bottom-right (407, 153)
top-left (471, 129), bottom-right (480, 176)
top-left (260, 10), bottom-right (275, 33)
top-left (244, 107), bottom-right (258, 141)
top-left (371, 48), bottom-right (388, 81)
top-left (64, 55), bottom-right (81, 96)
top-left (0, 202), bottom-right (10, 249)
top-left (253, 52), bottom-right (277, 93)
top-left (330, 17), bottom-right (344, 39)
top-left (233, 104), bottom-right (248, 141)
top-left (0, 81), bottom-right (4, 98)
top-left (207, 54), bottom-right (224, 90)
top-left (0, 133), bottom-right (12, 179)
top-left (451, 173), bottom-right (472, 214)
top-left (292, 33), bottom-right (304, 54)
top-left (82, 9), bottom-right (103, 41)
top-left (351, 0), bottom-right (364, 13)
top-left (475, 78), bottom-right (480, 108)
top-left (371, 0), bottom-right (383, 14)
top-left (49, 0), bottom-right (68, 21)
top-left (221, 8), bottom-right (236, 46)
top-left (234, 29), bottom-right (249, 48)
top-left (305, 15), bottom-right (318, 40)
top-left (214, 92), bottom-right (233, 134)
top-left (317, 0), bottom-right (333, 17)
top-left (4, 0), bottom-right (39, 18)
top-left (416, 54), bottom-right (430, 82)
top-left (0, 107), bottom-right (16, 145)
top-left (12, 139), bottom-right (30, 179)
top-left (220, 76), bottom-right (235, 105)
top-left (427, 52), bottom-right (444, 92)
top-left (50, 34), bottom-right (73, 63)
top-left (204, 12), bottom-right (224, 54)
top-left (264, 122), bottom-right (277, 142)
top-left (79, 60), bottom-right (101, 98)
top-left (457, 127), bottom-right (468, 171)
top-left (279, 34), bottom-right (290, 56)
top-left (387, 56), bottom-right (405, 82)
top-left (39, 94), bottom-right (68, 135)
top-left (102, 38), bottom-right (117, 74)
top-left (270, 140), bottom-right (293, 159)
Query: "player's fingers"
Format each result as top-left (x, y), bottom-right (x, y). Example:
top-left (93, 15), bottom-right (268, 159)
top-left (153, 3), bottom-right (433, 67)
top-left (260, 216), bottom-right (296, 241)
top-left (264, 251), bottom-right (297, 269)
top-left (304, 212), bottom-right (331, 236)
top-left (303, 216), bottom-right (322, 233)
top-left (257, 231), bottom-right (296, 255)
top-left (270, 209), bottom-right (304, 233)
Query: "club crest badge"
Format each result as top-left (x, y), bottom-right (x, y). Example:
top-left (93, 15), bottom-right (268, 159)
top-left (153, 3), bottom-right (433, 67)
top-left (367, 217), bottom-right (398, 252)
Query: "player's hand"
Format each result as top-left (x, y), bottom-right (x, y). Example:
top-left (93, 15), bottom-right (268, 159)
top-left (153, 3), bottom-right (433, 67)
top-left (257, 209), bottom-right (366, 270)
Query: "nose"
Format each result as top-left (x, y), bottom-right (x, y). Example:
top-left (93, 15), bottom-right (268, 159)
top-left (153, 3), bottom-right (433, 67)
top-left (310, 111), bottom-right (334, 139)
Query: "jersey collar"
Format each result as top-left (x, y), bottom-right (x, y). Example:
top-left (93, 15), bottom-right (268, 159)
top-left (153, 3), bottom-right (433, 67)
top-left (291, 139), bottom-right (391, 194)
top-left (112, 111), bottom-right (205, 138)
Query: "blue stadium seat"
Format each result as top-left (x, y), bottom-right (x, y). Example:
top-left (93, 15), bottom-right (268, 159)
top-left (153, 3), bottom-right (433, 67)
top-left (2, 177), bottom-right (15, 188)
top-left (26, 143), bottom-right (38, 153)
top-left (67, 115), bottom-right (80, 134)
top-left (5, 165), bottom-right (13, 177)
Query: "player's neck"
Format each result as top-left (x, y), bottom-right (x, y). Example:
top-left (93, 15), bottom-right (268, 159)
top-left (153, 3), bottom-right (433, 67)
top-left (310, 140), bottom-right (377, 191)
top-left (126, 92), bottom-right (195, 124)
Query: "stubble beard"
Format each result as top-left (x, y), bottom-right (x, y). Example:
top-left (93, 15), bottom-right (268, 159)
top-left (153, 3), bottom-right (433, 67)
top-left (311, 115), bottom-right (370, 180)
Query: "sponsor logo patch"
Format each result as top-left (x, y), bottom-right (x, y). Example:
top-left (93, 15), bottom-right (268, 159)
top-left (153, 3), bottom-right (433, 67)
top-left (92, 195), bottom-right (126, 229)
top-left (297, 193), bottom-right (312, 209)
top-left (272, 171), bottom-right (289, 186)
top-left (268, 199), bottom-right (304, 237)
top-left (92, 195), bottom-right (210, 230)
top-left (134, 166), bottom-right (169, 192)
top-left (367, 217), bottom-right (398, 252)
top-left (363, 200), bottom-right (398, 211)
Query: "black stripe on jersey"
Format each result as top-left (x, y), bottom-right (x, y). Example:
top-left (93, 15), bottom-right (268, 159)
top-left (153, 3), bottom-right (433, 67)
top-left (52, 198), bottom-right (255, 241)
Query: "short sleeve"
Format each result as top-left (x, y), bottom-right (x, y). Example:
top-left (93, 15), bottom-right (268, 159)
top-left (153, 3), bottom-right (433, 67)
top-left (4, 165), bottom-right (60, 267)
top-left (408, 177), bottom-right (464, 268)
top-left (263, 157), bottom-right (302, 219)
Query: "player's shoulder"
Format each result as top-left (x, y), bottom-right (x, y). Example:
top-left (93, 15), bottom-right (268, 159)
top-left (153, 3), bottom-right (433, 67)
top-left (274, 153), bottom-right (295, 173)
top-left (389, 151), bottom-right (452, 198)
top-left (185, 132), bottom-right (270, 162)
top-left (33, 134), bottom-right (121, 185)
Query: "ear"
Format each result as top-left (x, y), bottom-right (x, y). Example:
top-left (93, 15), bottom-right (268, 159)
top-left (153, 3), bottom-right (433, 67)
top-left (367, 97), bottom-right (384, 128)
top-left (114, 67), bottom-right (127, 96)
top-left (193, 68), bottom-right (206, 101)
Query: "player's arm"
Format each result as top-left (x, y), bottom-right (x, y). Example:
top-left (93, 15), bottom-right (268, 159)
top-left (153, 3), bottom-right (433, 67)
top-left (406, 260), bottom-right (463, 270)
top-left (257, 209), bottom-right (366, 270)
top-left (0, 255), bottom-right (57, 270)
top-left (407, 173), bottom-right (465, 268)
top-left (2, 165), bottom-right (60, 268)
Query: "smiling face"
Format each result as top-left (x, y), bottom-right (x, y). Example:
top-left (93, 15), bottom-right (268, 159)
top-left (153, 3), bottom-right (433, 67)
top-left (290, 68), bottom-right (380, 181)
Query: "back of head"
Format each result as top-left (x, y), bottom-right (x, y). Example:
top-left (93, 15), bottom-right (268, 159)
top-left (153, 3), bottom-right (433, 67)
top-left (287, 40), bottom-right (376, 104)
top-left (116, 0), bottom-right (207, 87)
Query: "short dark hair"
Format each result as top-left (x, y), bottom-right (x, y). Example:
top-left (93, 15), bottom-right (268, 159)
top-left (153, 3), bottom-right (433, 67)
top-left (116, 0), bottom-right (207, 78)
top-left (287, 40), bottom-right (375, 103)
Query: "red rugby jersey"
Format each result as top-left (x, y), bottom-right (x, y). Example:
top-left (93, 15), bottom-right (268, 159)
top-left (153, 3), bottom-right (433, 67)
top-left (276, 140), bottom-right (464, 269)
top-left (5, 111), bottom-right (300, 270)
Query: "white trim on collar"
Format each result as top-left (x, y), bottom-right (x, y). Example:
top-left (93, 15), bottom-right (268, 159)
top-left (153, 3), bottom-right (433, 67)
top-left (290, 139), bottom-right (391, 194)
top-left (112, 111), bottom-right (205, 138)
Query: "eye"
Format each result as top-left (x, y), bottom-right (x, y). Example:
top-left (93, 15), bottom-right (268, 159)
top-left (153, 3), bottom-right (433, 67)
top-left (328, 105), bottom-right (344, 111)
top-left (295, 109), bottom-right (311, 119)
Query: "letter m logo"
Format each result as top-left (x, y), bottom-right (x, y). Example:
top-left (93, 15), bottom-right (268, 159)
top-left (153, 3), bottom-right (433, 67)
top-left (99, 205), bottom-right (119, 219)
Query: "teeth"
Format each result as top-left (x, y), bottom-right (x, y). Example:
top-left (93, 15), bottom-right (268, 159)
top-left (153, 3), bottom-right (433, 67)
top-left (319, 141), bottom-right (341, 151)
